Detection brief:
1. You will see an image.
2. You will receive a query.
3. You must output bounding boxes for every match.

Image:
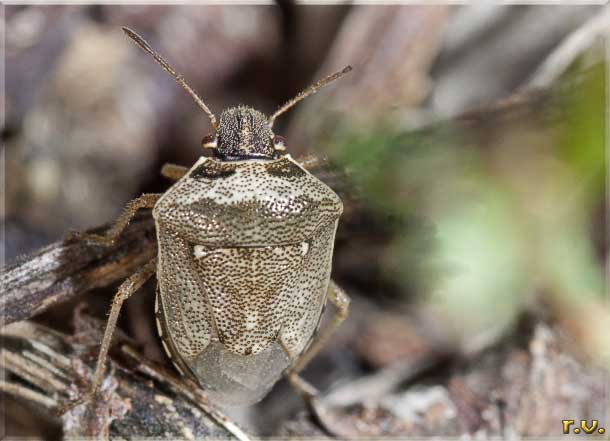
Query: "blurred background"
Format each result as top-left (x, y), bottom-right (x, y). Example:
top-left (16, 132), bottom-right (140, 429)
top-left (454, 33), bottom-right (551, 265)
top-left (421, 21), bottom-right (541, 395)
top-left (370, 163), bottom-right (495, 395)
top-left (2, 3), bottom-right (609, 438)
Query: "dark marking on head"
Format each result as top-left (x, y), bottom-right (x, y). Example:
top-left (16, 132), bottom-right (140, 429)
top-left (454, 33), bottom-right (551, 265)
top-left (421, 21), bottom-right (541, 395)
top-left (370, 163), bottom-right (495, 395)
top-left (266, 158), bottom-right (306, 179)
top-left (216, 106), bottom-right (276, 160)
top-left (191, 161), bottom-right (236, 180)
top-left (244, 347), bottom-right (252, 356)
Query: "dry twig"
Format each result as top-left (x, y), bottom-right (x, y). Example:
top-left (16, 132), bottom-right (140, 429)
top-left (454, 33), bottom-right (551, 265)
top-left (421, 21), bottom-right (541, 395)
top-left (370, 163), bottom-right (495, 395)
top-left (1, 212), bottom-right (157, 326)
top-left (525, 5), bottom-right (610, 90)
top-left (1, 319), bottom-right (250, 439)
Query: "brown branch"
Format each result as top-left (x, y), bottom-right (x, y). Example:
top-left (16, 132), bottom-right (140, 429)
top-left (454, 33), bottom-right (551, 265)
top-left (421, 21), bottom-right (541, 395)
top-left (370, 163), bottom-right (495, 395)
top-left (524, 5), bottom-right (610, 90)
top-left (1, 212), bottom-right (157, 326)
top-left (286, 5), bottom-right (450, 152)
top-left (277, 321), bottom-right (608, 438)
top-left (1, 318), bottom-right (250, 439)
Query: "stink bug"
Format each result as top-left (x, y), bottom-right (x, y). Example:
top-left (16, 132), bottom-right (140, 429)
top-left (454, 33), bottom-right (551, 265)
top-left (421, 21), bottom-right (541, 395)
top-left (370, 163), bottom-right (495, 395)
top-left (69, 27), bottom-right (352, 409)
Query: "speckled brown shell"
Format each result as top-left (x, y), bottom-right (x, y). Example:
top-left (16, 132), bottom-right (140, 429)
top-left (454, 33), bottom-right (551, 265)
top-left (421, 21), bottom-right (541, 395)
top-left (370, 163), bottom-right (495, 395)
top-left (152, 155), bottom-right (342, 406)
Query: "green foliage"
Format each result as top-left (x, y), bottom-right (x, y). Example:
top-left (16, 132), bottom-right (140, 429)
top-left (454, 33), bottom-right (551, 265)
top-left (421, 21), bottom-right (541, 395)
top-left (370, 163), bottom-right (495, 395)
top-left (327, 61), bottom-right (607, 344)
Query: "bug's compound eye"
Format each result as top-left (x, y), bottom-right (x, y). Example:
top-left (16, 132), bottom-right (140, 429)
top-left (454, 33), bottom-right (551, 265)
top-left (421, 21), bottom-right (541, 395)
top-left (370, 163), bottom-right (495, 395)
top-left (202, 133), bottom-right (217, 150)
top-left (273, 135), bottom-right (287, 152)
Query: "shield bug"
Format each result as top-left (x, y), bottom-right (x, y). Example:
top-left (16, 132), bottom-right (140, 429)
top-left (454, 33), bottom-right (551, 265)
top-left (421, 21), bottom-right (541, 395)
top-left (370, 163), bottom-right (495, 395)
top-left (70, 27), bottom-right (352, 409)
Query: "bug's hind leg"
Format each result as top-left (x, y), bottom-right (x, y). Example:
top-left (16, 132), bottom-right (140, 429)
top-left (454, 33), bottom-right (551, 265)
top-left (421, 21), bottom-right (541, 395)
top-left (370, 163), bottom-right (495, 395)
top-left (161, 163), bottom-right (188, 181)
top-left (292, 280), bottom-right (351, 374)
top-left (281, 283), bottom-right (351, 437)
top-left (282, 280), bottom-right (351, 399)
top-left (70, 193), bottom-right (161, 246)
top-left (280, 342), bottom-right (319, 400)
top-left (285, 371), bottom-right (319, 400)
top-left (57, 259), bottom-right (157, 415)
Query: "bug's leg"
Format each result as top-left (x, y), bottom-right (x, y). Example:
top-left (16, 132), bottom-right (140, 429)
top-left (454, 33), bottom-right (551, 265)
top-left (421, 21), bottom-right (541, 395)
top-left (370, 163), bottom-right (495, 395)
top-left (57, 259), bottom-right (157, 414)
top-left (161, 163), bottom-right (188, 181)
top-left (71, 193), bottom-right (161, 246)
top-left (292, 279), bottom-right (351, 374)
top-left (285, 371), bottom-right (319, 400)
top-left (281, 280), bottom-right (351, 400)
top-left (279, 341), bottom-right (319, 400)
top-left (296, 154), bottom-right (326, 171)
top-left (91, 259), bottom-right (157, 392)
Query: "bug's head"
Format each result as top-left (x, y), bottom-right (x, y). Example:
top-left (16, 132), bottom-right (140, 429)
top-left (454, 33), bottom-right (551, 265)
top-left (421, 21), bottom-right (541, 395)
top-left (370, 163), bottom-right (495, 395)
top-left (122, 27), bottom-right (351, 161)
top-left (202, 106), bottom-right (285, 160)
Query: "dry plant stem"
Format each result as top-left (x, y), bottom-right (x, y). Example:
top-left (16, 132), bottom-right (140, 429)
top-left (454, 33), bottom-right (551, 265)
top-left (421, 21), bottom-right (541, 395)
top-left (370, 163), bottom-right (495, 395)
top-left (323, 356), bottom-right (443, 407)
top-left (1, 321), bottom-right (234, 438)
top-left (525, 4), bottom-right (610, 90)
top-left (1, 348), bottom-right (67, 393)
top-left (121, 345), bottom-right (253, 441)
top-left (281, 322), bottom-right (609, 437)
top-left (1, 212), bottom-right (157, 326)
top-left (0, 380), bottom-right (57, 409)
top-left (285, 6), bottom-right (450, 147)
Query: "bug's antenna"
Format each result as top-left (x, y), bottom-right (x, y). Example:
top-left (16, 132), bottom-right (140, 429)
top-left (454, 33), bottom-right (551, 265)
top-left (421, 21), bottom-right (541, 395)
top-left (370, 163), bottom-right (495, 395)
top-left (122, 27), bottom-right (219, 130)
top-left (268, 65), bottom-right (352, 128)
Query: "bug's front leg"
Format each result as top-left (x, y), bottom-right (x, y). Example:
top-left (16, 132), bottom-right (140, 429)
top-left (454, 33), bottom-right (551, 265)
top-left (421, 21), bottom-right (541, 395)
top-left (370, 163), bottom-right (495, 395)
top-left (57, 259), bottom-right (157, 415)
top-left (160, 163), bottom-right (188, 181)
top-left (70, 193), bottom-right (161, 246)
top-left (283, 280), bottom-right (351, 399)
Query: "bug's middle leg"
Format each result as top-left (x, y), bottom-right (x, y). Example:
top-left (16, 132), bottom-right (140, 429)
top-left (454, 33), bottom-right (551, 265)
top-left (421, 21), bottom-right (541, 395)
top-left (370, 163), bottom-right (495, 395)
top-left (58, 259), bottom-right (157, 414)
top-left (279, 342), bottom-right (319, 400)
